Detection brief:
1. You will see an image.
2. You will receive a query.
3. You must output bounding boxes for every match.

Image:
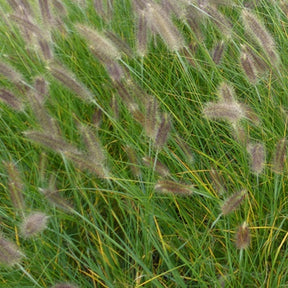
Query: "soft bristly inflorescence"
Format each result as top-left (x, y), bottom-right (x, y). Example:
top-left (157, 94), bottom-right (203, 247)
top-left (0, 235), bottom-right (23, 267)
top-left (4, 161), bottom-right (25, 213)
top-left (235, 222), bottom-right (251, 250)
top-left (203, 101), bottom-right (245, 123)
top-left (0, 89), bottom-right (24, 111)
top-left (142, 156), bottom-right (170, 177)
top-left (247, 142), bottom-right (265, 175)
top-left (155, 180), bottom-right (194, 196)
top-left (242, 9), bottom-right (279, 65)
top-left (143, 2), bottom-right (185, 51)
top-left (76, 24), bottom-right (121, 62)
top-left (221, 190), bottom-right (246, 215)
top-left (272, 138), bottom-right (287, 174)
top-left (48, 62), bottom-right (93, 102)
top-left (20, 212), bottom-right (49, 238)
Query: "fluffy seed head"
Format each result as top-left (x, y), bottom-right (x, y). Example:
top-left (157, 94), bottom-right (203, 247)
top-left (272, 138), bottom-right (287, 174)
top-left (145, 3), bottom-right (185, 51)
top-left (142, 156), bottom-right (170, 177)
top-left (136, 12), bottom-right (148, 57)
top-left (76, 24), bottom-right (121, 61)
top-left (235, 222), bottom-right (251, 249)
top-left (203, 101), bottom-right (245, 123)
top-left (240, 48), bottom-right (258, 84)
top-left (217, 82), bottom-right (235, 103)
top-left (154, 113), bottom-right (171, 148)
top-left (20, 212), bottom-right (49, 238)
top-left (0, 89), bottom-right (24, 111)
top-left (125, 146), bottom-right (141, 177)
top-left (39, 185), bottom-right (74, 213)
top-left (0, 61), bottom-right (24, 83)
top-left (48, 63), bottom-right (93, 102)
top-left (4, 161), bottom-right (25, 212)
top-left (221, 190), bottom-right (246, 215)
top-left (155, 180), bottom-right (193, 196)
top-left (212, 40), bottom-right (225, 65)
top-left (247, 142), bottom-right (265, 175)
top-left (242, 9), bottom-right (279, 65)
top-left (79, 124), bottom-right (106, 164)
top-left (0, 235), bottom-right (23, 267)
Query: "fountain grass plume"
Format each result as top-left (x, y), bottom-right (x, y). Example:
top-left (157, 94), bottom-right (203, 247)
top-left (144, 2), bottom-right (185, 51)
top-left (4, 161), bottom-right (25, 214)
top-left (272, 138), bottom-right (287, 174)
top-left (142, 156), bottom-right (170, 177)
top-left (20, 211), bottom-right (49, 238)
top-left (155, 180), bottom-right (194, 196)
top-left (0, 89), bottom-right (24, 111)
top-left (48, 62), bottom-right (93, 102)
top-left (242, 9), bottom-right (279, 65)
top-left (247, 142), bottom-right (265, 175)
top-left (0, 235), bottom-right (24, 267)
top-left (76, 24), bottom-right (121, 61)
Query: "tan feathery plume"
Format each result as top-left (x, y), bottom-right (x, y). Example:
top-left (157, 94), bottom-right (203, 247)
top-left (0, 235), bottom-right (23, 267)
top-left (154, 113), bottom-right (171, 148)
top-left (39, 177), bottom-right (74, 212)
top-left (212, 40), bottom-right (225, 65)
top-left (136, 11), bottom-right (148, 57)
top-left (272, 138), bottom-right (287, 174)
top-left (48, 62), bottom-right (93, 102)
top-left (0, 61), bottom-right (24, 84)
top-left (144, 97), bottom-right (160, 139)
top-left (221, 190), bottom-right (246, 215)
top-left (209, 168), bottom-right (226, 195)
top-left (235, 222), bottom-right (250, 249)
top-left (24, 130), bottom-right (79, 154)
top-left (144, 2), bottom-right (185, 51)
top-left (155, 180), bottom-right (194, 196)
top-left (242, 9), bottom-right (279, 64)
top-left (142, 156), bottom-right (170, 177)
top-left (92, 107), bottom-right (103, 127)
top-left (63, 150), bottom-right (109, 179)
top-left (38, 38), bottom-right (53, 60)
top-left (203, 101), bottom-right (245, 123)
top-left (79, 124), bottom-right (106, 164)
top-left (125, 146), bottom-right (141, 177)
top-left (0, 89), bottom-right (24, 111)
top-left (240, 49), bottom-right (258, 84)
top-left (34, 76), bottom-right (48, 104)
top-left (217, 82), bottom-right (235, 103)
top-left (175, 135), bottom-right (194, 163)
top-left (76, 24), bottom-right (121, 61)
top-left (247, 142), bottom-right (265, 175)
top-left (38, 0), bottom-right (52, 25)
top-left (9, 14), bottom-right (42, 36)
top-left (4, 161), bottom-right (25, 213)
top-left (202, 5), bottom-right (232, 38)
top-left (241, 45), bottom-right (268, 76)
top-left (20, 212), bottom-right (49, 238)
top-left (104, 31), bottom-right (133, 57)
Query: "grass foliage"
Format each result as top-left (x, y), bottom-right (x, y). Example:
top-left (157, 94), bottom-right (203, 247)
top-left (0, 0), bottom-right (288, 287)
